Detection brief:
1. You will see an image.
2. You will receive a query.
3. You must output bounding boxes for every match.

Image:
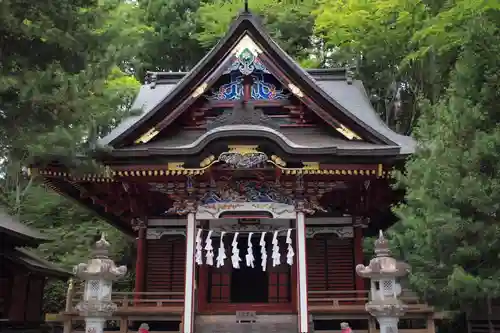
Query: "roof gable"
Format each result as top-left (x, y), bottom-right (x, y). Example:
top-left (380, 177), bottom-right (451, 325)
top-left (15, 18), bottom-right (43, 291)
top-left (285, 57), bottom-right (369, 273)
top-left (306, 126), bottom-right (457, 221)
top-left (101, 11), bottom-right (415, 155)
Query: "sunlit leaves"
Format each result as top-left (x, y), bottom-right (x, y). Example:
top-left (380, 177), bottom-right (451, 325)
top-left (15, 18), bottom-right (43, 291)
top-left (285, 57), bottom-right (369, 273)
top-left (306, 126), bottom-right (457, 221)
top-left (195, 0), bottom-right (317, 61)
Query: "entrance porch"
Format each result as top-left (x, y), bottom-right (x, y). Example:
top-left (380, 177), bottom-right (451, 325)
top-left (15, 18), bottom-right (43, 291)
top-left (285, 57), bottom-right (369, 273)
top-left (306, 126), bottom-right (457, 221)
top-left (55, 202), bottom-right (436, 333)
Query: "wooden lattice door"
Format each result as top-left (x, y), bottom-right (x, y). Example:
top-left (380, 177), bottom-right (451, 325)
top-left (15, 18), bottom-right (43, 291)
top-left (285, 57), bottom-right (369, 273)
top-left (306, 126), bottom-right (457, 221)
top-left (207, 238), bottom-right (232, 303)
top-left (268, 236), bottom-right (291, 303)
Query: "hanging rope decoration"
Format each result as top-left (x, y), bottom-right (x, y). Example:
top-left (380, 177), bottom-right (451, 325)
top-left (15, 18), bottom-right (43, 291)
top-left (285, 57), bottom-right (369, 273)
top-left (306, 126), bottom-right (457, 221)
top-left (286, 229), bottom-right (295, 266)
top-left (231, 232), bottom-right (242, 269)
top-left (245, 232), bottom-right (255, 268)
top-left (216, 231), bottom-right (227, 268)
top-left (260, 231), bottom-right (267, 271)
top-left (271, 231), bottom-right (280, 267)
top-left (204, 230), bottom-right (214, 266)
top-left (195, 229), bottom-right (203, 265)
top-left (195, 228), bottom-right (295, 271)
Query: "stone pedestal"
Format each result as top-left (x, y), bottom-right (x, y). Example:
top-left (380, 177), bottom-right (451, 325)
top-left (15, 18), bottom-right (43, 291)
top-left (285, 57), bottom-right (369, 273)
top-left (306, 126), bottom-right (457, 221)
top-left (377, 317), bottom-right (399, 333)
top-left (84, 318), bottom-right (107, 333)
top-left (73, 233), bottom-right (127, 333)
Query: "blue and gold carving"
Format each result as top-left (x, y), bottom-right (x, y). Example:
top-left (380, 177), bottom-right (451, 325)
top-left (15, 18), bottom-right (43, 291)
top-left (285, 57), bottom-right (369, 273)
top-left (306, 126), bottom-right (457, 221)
top-left (224, 49), bottom-right (270, 75)
top-left (207, 71), bottom-right (288, 101)
top-left (251, 72), bottom-right (288, 100)
top-left (200, 181), bottom-right (294, 205)
top-left (209, 72), bottom-right (243, 100)
top-left (207, 51), bottom-right (288, 100)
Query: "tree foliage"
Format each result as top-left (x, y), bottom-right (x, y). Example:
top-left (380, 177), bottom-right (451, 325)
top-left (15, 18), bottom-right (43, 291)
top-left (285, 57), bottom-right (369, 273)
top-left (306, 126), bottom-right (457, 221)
top-left (0, 0), bottom-right (143, 313)
top-left (314, 0), bottom-right (456, 133)
top-left (393, 10), bottom-right (500, 311)
top-left (134, 0), bottom-right (206, 76)
top-left (195, 0), bottom-right (318, 62)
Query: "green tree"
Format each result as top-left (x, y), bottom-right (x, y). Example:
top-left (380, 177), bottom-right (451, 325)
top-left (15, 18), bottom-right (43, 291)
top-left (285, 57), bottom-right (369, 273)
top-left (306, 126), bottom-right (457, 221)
top-left (133, 0), bottom-right (206, 77)
top-left (195, 0), bottom-right (318, 62)
top-left (393, 11), bottom-right (500, 311)
top-left (313, 0), bottom-right (454, 133)
top-left (0, 0), bottom-right (144, 312)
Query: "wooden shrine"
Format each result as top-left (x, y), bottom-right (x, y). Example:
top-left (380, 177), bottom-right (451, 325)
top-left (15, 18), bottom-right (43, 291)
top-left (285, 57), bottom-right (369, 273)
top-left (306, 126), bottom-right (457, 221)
top-left (30, 9), bottom-right (438, 333)
top-left (0, 209), bottom-right (70, 330)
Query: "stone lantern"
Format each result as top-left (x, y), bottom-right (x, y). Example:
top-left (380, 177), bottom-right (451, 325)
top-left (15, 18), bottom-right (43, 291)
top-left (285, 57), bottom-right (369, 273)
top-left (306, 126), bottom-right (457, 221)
top-left (356, 230), bottom-right (410, 333)
top-left (74, 233), bottom-right (127, 333)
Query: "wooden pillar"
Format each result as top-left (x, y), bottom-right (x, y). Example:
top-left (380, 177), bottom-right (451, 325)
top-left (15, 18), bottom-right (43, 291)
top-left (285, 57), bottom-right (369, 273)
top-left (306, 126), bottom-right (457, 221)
top-left (296, 208), bottom-right (309, 333)
top-left (134, 226), bottom-right (146, 303)
top-left (368, 317), bottom-right (377, 333)
top-left (119, 317), bottom-right (128, 333)
top-left (354, 225), bottom-right (365, 290)
top-left (197, 221), bottom-right (209, 312)
top-left (183, 207), bottom-right (197, 333)
top-left (427, 314), bottom-right (436, 333)
top-left (63, 319), bottom-right (72, 333)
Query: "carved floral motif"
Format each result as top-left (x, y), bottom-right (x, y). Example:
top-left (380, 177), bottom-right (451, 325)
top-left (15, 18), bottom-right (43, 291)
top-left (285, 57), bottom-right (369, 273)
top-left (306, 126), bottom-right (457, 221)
top-left (219, 151), bottom-right (268, 169)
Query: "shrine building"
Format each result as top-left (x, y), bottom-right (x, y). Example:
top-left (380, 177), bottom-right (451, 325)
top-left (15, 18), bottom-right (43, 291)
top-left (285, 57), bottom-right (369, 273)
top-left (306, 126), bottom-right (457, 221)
top-left (0, 210), bottom-right (70, 330)
top-left (31, 10), bottom-right (438, 333)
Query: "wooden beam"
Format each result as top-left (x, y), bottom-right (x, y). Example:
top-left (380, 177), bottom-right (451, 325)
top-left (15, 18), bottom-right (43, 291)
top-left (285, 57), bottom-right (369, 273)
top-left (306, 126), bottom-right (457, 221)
top-left (203, 99), bottom-right (291, 109)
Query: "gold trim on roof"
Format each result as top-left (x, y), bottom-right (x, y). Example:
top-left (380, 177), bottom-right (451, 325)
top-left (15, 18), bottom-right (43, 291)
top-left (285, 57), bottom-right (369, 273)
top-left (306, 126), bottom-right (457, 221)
top-left (192, 82), bottom-right (208, 98)
top-left (287, 83), bottom-right (304, 98)
top-left (135, 127), bottom-right (159, 144)
top-left (227, 145), bottom-right (260, 154)
top-left (36, 165), bottom-right (391, 181)
top-left (336, 124), bottom-right (362, 140)
top-left (33, 146), bottom-right (393, 181)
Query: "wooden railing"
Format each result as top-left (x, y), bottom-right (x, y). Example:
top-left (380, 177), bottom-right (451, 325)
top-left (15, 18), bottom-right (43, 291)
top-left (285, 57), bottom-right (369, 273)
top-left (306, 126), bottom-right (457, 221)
top-left (69, 291), bottom-right (184, 313)
top-left (308, 290), bottom-right (432, 312)
top-left (65, 288), bottom-right (432, 316)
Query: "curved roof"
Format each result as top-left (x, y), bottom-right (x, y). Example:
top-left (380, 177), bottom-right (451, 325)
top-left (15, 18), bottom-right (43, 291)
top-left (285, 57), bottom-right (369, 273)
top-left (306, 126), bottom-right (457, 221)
top-left (99, 11), bottom-right (415, 157)
top-left (0, 209), bottom-right (50, 243)
top-left (110, 125), bottom-right (401, 157)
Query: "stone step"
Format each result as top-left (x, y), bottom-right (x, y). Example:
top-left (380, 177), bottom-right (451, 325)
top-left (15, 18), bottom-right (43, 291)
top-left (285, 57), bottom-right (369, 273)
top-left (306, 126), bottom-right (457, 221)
top-left (195, 314), bottom-right (299, 333)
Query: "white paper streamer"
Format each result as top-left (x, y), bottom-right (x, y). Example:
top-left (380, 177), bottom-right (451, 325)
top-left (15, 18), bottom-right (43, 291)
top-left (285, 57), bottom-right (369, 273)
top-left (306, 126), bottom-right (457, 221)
top-left (231, 232), bottom-right (241, 269)
top-left (216, 231), bottom-right (227, 268)
top-left (286, 228), bottom-right (294, 266)
top-left (272, 231), bottom-right (281, 267)
top-left (260, 232), bottom-right (267, 271)
top-left (195, 229), bottom-right (203, 265)
top-left (204, 230), bottom-right (214, 266)
top-left (245, 232), bottom-right (255, 268)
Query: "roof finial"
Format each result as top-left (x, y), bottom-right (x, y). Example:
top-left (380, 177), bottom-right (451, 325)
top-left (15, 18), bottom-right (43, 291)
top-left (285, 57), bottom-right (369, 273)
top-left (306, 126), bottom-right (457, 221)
top-left (244, 0), bottom-right (249, 12)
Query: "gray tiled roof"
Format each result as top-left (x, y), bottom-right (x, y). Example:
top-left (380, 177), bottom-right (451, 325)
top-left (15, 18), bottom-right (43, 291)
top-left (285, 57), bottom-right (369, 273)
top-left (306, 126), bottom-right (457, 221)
top-left (0, 209), bottom-right (50, 241)
top-left (99, 83), bottom-right (177, 146)
top-left (99, 72), bottom-right (415, 155)
top-left (115, 125), bottom-right (401, 156)
top-left (3, 247), bottom-right (71, 278)
top-left (315, 79), bottom-right (416, 154)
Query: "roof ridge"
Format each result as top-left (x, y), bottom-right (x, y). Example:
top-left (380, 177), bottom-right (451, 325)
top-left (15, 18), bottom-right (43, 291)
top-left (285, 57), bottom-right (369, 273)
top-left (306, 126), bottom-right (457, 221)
top-left (145, 68), bottom-right (351, 86)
